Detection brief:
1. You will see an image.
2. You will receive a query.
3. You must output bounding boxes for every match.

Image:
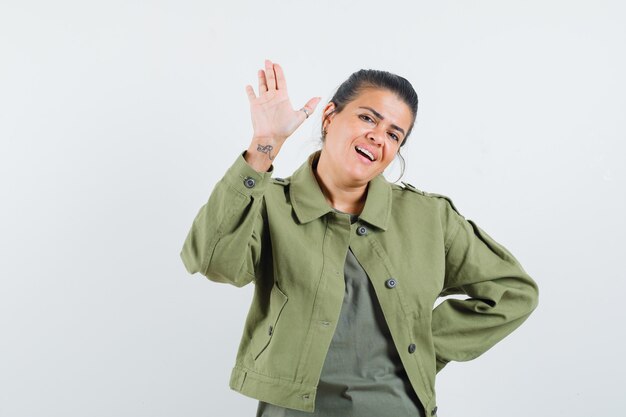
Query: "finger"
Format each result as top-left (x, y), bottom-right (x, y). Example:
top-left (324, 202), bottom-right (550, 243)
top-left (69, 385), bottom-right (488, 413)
top-left (274, 62), bottom-right (287, 91)
top-left (306, 96), bottom-right (323, 112)
top-left (245, 85), bottom-right (256, 103)
top-left (265, 59), bottom-right (277, 91)
top-left (258, 69), bottom-right (267, 93)
top-left (299, 97), bottom-right (323, 121)
top-left (302, 97), bottom-right (322, 114)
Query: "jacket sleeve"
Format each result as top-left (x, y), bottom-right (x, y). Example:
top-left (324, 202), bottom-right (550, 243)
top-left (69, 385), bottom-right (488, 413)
top-left (179, 151), bottom-right (273, 287)
top-left (431, 201), bottom-right (539, 373)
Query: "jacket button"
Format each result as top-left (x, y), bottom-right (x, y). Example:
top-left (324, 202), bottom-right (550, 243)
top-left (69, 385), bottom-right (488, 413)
top-left (243, 177), bottom-right (256, 188)
top-left (268, 325), bottom-right (273, 336)
top-left (385, 278), bottom-right (397, 288)
top-left (356, 225), bottom-right (367, 236)
top-left (431, 406), bottom-right (438, 415)
top-left (408, 343), bottom-right (416, 353)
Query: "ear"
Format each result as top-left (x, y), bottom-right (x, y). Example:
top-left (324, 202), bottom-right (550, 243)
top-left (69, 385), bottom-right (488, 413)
top-left (321, 102), bottom-right (336, 131)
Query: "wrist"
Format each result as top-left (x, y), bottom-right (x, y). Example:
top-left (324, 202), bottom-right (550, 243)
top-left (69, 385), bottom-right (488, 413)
top-left (245, 139), bottom-right (282, 173)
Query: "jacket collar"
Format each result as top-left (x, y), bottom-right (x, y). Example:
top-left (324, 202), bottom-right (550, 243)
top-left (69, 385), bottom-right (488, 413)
top-left (289, 150), bottom-right (392, 231)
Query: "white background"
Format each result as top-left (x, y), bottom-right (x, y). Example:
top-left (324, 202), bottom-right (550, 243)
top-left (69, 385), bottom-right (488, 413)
top-left (1, 1), bottom-right (624, 416)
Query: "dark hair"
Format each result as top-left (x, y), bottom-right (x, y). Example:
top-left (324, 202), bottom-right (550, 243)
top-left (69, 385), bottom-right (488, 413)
top-left (322, 69), bottom-right (418, 147)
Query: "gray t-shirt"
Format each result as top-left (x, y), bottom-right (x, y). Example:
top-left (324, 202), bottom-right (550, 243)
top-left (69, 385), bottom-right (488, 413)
top-left (256, 213), bottom-right (426, 417)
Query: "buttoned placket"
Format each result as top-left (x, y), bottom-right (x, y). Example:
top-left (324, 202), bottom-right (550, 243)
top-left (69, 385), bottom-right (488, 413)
top-left (347, 217), bottom-right (433, 413)
top-left (295, 210), bottom-right (353, 408)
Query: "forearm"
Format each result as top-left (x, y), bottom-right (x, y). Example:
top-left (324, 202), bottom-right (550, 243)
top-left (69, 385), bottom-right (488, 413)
top-left (244, 136), bottom-right (284, 173)
top-left (432, 273), bottom-right (538, 366)
top-left (180, 151), bottom-right (272, 287)
top-left (432, 215), bottom-right (539, 370)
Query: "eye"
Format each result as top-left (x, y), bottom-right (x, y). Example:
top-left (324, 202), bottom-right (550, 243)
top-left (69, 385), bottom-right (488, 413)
top-left (389, 132), bottom-right (399, 142)
top-left (359, 114), bottom-right (374, 123)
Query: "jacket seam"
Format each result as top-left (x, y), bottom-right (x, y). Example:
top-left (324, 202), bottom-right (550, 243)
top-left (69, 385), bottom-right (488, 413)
top-left (444, 215), bottom-right (463, 256)
top-left (201, 183), bottom-right (250, 276)
top-left (294, 216), bottom-right (331, 383)
top-left (234, 364), bottom-right (316, 388)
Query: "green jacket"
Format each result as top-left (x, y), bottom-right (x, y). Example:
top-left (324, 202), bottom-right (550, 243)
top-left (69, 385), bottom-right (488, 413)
top-left (180, 150), bottom-right (539, 416)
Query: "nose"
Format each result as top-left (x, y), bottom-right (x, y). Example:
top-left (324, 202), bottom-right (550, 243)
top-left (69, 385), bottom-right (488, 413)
top-left (366, 126), bottom-right (385, 145)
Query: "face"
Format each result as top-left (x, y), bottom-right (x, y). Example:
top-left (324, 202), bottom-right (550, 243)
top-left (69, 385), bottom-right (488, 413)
top-left (320, 88), bottom-right (413, 185)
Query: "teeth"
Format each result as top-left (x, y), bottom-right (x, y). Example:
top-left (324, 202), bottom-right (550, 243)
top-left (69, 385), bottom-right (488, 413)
top-left (356, 146), bottom-right (374, 161)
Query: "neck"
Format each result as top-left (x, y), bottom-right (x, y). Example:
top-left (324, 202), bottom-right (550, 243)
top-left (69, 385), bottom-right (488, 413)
top-left (313, 151), bottom-right (368, 215)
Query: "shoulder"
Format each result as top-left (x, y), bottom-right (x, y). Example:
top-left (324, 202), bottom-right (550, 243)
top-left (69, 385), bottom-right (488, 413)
top-left (391, 181), bottom-right (465, 219)
top-left (270, 176), bottom-right (290, 186)
top-left (265, 176), bottom-right (291, 201)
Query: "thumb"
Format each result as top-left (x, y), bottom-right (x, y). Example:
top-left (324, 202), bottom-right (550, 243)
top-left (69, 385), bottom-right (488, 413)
top-left (299, 96), bottom-right (322, 120)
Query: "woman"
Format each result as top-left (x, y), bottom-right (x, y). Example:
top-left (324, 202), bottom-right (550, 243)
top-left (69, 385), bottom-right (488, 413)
top-left (180, 59), bottom-right (539, 417)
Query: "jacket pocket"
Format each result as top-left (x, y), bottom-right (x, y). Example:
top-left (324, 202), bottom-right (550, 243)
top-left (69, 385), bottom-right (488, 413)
top-left (251, 282), bottom-right (289, 361)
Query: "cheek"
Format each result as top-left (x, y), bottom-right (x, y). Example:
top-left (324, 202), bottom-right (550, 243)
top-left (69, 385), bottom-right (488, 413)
top-left (384, 146), bottom-right (400, 163)
top-left (331, 123), bottom-right (363, 146)
top-left (343, 119), bottom-right (366, 135)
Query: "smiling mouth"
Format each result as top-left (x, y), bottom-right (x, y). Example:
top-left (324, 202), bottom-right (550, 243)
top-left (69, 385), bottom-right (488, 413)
top-left (355, 146), bottom-right (375, 161)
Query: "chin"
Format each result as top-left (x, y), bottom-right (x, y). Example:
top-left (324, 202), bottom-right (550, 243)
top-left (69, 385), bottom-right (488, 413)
top-left (344, 168), bottom-right (377, 184)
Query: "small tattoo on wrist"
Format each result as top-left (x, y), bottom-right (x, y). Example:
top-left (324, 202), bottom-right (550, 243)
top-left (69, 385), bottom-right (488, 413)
top-left (257, 144), bottom-right (275, 160)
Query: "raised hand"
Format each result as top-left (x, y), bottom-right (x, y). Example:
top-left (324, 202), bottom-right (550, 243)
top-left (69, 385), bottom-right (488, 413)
top-left (244, 59), bottom-right (321, 171)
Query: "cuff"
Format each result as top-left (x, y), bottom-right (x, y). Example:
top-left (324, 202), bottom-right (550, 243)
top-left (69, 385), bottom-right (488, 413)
top-left (223, 150), bottom-right (275, 198)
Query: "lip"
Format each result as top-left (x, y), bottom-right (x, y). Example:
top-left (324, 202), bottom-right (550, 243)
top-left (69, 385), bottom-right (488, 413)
top-left (355, 149), bottom-right (374, 165)
top-left (354, 144), bottom-right (378, 162)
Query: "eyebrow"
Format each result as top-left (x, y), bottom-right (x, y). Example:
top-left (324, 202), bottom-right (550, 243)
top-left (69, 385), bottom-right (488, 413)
top-left (358, 106), bottom-right (406, 136)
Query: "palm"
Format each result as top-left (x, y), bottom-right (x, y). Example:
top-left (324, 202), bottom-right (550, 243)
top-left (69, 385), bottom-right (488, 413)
top-left (249, 90), bottom-right (300, 140)
top-left (246, 60), bottom-right (320, 142)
